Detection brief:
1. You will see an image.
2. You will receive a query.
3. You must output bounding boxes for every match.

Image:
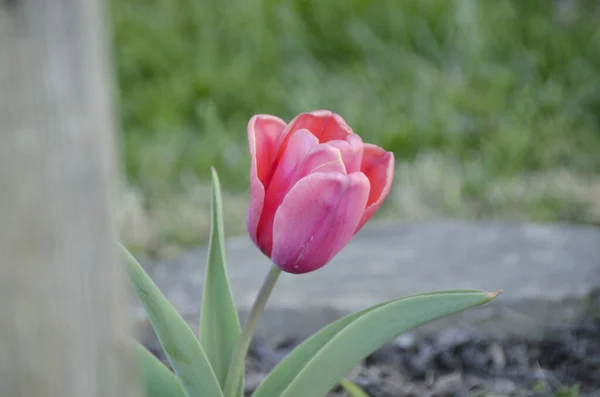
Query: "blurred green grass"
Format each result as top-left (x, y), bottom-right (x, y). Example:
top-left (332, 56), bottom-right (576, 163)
top-left (110, 0), bottom-right (600, 253)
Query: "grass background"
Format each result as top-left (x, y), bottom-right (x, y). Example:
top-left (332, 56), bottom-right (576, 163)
top-left (110, 0), bottom-right (600, 255)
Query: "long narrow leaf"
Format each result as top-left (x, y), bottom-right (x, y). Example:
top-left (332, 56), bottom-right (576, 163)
top-left (133, 341), bottom-right (185, 397)
top-left (122, 245), bottom-right (224, 397)
top-left (199, 168), bottom-right (241, 389)
top-left (339, 379), bottom-right (371, 397)
top-left (253, 290), bottom-right (497, 397)
top-left (252, 290), bottom-right (483, 397)
top-left (279, 290), bottom-right (497, 397)
top-left (251, 303), bottom-right (387, 397)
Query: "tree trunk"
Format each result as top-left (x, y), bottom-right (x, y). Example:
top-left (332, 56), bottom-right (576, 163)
top-left (0, 0), bottom-right (139, 396)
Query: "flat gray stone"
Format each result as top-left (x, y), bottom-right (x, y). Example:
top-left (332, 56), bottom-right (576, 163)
top-left (133, 220), bottom-right (600, 345)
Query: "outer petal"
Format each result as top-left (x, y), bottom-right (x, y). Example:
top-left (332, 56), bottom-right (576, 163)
top-left (326, 133), bottom-right (364, 173)
top-left (356, 144), bottom-right (395, 232)
top-left (247, 114), bottom-right (287, 245)
top-left (273, 110), bottom-right (354, 167)
top-left (283, 110), bottom-right (353, 142)
top-left (257, 129), bottom-right (345, 256)
top-left (271, 172), bottom-right (370, 274)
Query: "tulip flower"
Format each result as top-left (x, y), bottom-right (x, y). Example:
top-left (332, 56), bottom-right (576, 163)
top-left (247, 110), bottom-right (395, 274)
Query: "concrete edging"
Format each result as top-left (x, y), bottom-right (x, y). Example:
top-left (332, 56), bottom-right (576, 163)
top-left (134, 220), bottom-right (600, 345)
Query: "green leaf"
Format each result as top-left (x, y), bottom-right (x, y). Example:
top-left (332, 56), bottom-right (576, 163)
top-left (122, 245), bottom-right (224, 397)
top-left (252, 291), bottom-right (476, 397)
top-left (254, 290), bottom-right (498, 397)
top-left (281, 290), bottom-right (497, 397)
top-left (339, 379), bottom-right (371, 397)
top-left (251, 303), bottom-right (387, 397)
top-left (198, 167), bottom-right (242, 389)
top-left (133, 341), bottom-right (185, 397)
top-left (556, 384), bottom-right (580, 397)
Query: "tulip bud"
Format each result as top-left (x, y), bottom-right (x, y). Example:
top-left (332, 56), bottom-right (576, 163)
top-left (247, 110), bottom-right (394, 274)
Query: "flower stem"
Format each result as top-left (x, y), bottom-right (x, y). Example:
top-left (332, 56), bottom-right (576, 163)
top-left (223, 264), bottom-right (281, 397)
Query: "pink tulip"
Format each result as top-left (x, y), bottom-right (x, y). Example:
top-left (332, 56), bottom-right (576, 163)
top-left (247, 110), bottom-right (394, 274)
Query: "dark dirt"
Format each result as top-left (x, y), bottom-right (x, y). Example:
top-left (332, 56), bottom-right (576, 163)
top-left (146, 319), bottom-right (600, 397)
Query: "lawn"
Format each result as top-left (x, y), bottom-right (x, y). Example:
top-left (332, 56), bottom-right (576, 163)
top-left (110, 0), bottom-right (600, 255)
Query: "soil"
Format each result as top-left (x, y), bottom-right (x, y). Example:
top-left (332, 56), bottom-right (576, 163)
top-left (146, 319), bottom-right (600, 397)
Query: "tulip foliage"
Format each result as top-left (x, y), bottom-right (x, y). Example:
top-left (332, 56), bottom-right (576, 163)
top-left (125, 112), bottom-right (499, 397)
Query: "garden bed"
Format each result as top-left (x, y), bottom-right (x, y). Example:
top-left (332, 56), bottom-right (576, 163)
top-left (146, 319), bottom-right (599, 397)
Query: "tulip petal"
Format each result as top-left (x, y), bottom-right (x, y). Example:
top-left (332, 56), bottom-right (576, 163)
top-left (274, 111), bottom-right (354, 165)
top-left (285, 110), bottom-right (353, 142)
top-left (299, 145), bottom-right (346, 175)
top-left (326, 133), bottom-right (364, 173)
top-left (248, 115), bottom-right (288, 185)
top-left (258, 130), bottom-right (346, 256)
top-left (247, 115), bottom-right (287, 245)
top-left (271, 172), bottom-right (370, 274)
top-left (356, 144), bottom-right (395, 232)
top-left (265, 129), bottom-right (320, 192)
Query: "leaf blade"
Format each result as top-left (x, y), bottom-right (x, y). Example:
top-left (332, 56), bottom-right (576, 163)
top-left (252, 290), bottom-right (488, 397)
top-left (280, 290), bottom-right (497, 397)
top-left (254, 290), bottom-right (497, 397)
top-left (339, 379), bottom-right (371, 397)
top-left (133, 341), bottom-right (185, 397)
top-left (199, 167), bottom-right (242, 388)
top-left (251, 304), bottom-right (385, 397)
top-left (122, 245), bottom-right (224, 397)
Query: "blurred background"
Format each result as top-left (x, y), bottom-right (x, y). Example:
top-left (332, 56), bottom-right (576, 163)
top-left (111, 0), bottom-right (600, 256)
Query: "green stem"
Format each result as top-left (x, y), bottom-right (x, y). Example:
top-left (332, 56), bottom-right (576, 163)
top-left (223, 264), bottom-right (281, 397)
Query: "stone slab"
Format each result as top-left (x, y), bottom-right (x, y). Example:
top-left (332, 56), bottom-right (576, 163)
top-left (133, 220), bottom-right (600, 345)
